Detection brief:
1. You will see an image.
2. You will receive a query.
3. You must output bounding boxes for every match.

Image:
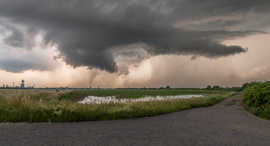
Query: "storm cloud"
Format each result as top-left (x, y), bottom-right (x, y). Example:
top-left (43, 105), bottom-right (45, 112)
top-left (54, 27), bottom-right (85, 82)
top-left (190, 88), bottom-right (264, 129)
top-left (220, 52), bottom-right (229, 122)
top-left (0, 0), bottom-right (269, 73)
top-left (0, 52), bottom-right (56, 73)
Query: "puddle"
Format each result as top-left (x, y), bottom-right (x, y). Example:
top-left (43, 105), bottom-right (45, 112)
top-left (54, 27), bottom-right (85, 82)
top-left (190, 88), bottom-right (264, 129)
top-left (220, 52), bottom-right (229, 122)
top-left (78, 95), bottom-right (204, 104)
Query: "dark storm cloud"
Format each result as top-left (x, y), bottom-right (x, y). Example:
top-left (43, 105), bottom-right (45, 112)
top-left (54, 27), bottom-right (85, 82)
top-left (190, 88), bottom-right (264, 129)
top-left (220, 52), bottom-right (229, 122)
top-left (0, 54), bottom-right (53, 73)
top-left (0, 59), bottom-right (41, 73)
top-left (0, 21), bottom-right (36, 49)
top-left (0, 0), bottom-right (269, 73)
top-left (170, 0), bottom-right (270, 21)
top-left (3, 26), bottom-right (24, 48)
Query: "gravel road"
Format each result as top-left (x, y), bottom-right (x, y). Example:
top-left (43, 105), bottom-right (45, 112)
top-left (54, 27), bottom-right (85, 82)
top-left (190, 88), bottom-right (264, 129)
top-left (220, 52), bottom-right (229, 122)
top-left (1, 94), bottom-right (270, 145)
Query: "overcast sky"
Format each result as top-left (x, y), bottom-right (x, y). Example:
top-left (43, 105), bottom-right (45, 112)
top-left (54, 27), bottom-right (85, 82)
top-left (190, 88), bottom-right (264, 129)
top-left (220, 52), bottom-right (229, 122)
top-left (0, 0), bottom-right (270, 88)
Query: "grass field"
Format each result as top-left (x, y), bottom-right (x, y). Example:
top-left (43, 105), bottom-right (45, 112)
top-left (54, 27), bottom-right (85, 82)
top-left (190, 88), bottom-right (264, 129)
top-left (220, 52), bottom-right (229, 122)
top-left (59, 89), bottom-right (226, 101)
top-left (0, 89), bottom-right (236, 122)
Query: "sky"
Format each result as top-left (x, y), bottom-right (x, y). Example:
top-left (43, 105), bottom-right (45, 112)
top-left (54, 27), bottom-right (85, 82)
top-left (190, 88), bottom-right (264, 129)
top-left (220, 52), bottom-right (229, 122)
top-left (0, 0), bottom-right (270, 88)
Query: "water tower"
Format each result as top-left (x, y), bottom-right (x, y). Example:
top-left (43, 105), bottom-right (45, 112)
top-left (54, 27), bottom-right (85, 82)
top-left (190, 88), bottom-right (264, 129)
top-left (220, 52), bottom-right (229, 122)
top-left (21, 80), bottom-right (25, 88)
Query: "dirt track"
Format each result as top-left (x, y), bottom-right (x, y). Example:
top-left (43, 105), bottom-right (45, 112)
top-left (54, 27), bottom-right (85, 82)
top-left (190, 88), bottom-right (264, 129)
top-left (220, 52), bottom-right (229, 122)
top-left (1, 94), bottom-right (270, 145)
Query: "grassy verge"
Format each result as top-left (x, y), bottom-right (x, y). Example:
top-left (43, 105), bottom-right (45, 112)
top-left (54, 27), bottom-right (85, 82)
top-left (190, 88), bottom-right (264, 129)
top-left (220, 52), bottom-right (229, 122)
top-left (0, 89), bottom-right (235, 122)
top-left (243, 81), bottom-right (270, 120)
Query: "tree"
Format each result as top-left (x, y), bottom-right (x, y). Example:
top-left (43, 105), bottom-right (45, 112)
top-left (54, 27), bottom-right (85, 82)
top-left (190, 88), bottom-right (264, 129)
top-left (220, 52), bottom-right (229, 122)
top-left (213, 85), bottom-right (220, 90)
top-left (206, 85), bottom-right (211, 90)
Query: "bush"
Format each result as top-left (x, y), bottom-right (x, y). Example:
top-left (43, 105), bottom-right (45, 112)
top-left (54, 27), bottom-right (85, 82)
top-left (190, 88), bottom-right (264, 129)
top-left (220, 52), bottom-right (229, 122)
top-left (243, 81), bottom-right (270, 119)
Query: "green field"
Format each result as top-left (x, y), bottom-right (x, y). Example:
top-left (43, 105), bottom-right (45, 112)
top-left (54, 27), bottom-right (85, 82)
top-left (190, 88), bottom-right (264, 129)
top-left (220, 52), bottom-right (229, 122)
top-left (59, 89), bottom-right (227, 101)
top-left (0, 89), bottom-right (236, 122)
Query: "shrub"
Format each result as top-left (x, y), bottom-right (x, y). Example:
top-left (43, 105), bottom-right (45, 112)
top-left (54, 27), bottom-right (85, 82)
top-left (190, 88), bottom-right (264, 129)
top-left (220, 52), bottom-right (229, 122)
top-left (243, 81), bottom-right (270, 119)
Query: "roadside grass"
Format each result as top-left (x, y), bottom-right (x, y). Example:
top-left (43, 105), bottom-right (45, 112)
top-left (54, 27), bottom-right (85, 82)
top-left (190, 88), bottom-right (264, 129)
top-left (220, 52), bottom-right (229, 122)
top-left (0, 89), bottom-right (235, 122)
top-left (243, 81), bottom-right (270, 120)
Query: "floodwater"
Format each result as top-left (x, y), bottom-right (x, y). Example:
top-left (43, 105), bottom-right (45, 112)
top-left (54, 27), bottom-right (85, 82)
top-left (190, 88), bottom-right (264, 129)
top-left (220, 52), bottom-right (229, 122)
top-left (78, 95), bottom-right (203, 104)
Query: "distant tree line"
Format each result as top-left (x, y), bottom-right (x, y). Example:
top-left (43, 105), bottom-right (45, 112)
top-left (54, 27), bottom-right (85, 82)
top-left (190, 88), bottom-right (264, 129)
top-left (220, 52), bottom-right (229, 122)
top-left (206, 85), bottom-right (241, 91)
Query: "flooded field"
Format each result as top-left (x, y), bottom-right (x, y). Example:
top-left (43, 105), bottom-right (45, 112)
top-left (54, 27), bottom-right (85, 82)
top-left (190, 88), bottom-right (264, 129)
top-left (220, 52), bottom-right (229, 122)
top-left (78, 95), bottom-right (204, 104)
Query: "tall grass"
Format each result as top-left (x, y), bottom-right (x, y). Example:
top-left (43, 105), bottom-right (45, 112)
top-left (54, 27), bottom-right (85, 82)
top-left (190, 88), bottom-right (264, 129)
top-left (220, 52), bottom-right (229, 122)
top-left (0, 89), bottom-right (235, 122)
